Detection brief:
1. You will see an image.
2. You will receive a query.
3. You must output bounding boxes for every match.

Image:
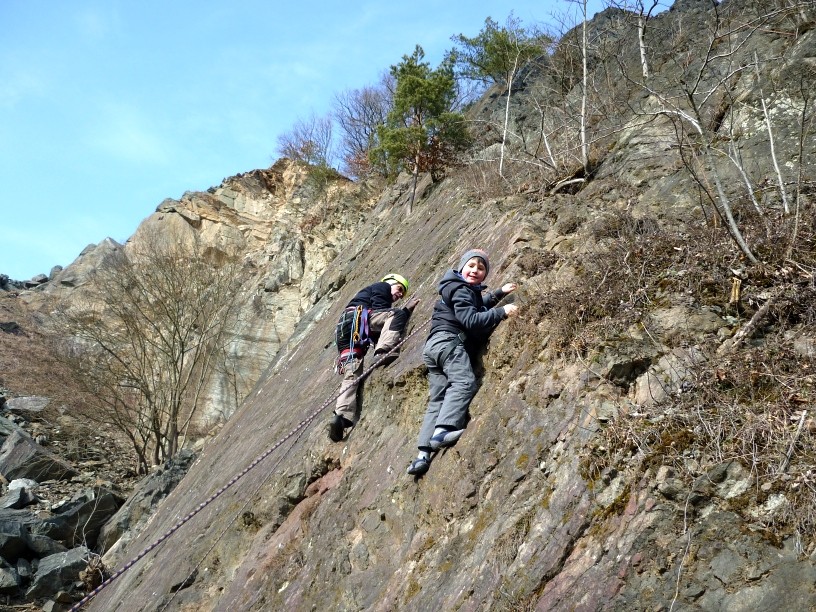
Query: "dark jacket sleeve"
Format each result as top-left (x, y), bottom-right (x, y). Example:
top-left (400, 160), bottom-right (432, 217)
top-left (450, 286), bottom-right (506, 332)
top-left (482, 287), bottom-right (507, 308)
top-left (347, 282), bottom-right (393, 310)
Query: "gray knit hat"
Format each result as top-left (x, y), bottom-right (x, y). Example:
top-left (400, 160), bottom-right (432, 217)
top-left (458, 249), bottom-right (490, 277)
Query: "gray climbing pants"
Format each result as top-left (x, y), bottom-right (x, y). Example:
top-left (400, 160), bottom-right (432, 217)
top-left (416, 331), bottom-right (477, 450)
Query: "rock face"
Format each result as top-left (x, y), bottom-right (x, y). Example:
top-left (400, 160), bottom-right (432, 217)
top-left (98, 449), bottom-right (197, 566)
top-left (23, 160), bottom-right (377, 424)
top-left (15, 0), bottom-right (816, 610)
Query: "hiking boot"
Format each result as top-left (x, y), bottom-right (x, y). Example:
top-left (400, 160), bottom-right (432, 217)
top-left (328, 414), bottom-right (352, 442)
top-left (429, 427), bottom-right (464, 450)
top-left (407, 457), bottom-right (430, 476)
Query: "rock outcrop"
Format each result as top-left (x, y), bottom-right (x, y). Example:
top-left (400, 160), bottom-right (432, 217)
top-left (84, 2), bottom-right (816, 609)
top-left (22, 160), bottom-right (378, 424)
top-left (5, 0), bottom-right (816, 610)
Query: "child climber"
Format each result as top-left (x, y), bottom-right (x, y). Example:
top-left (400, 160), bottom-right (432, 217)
top-left (329, 273), bottom-right (419, 442)
top-left (407, 249), bottom-right (518, 476)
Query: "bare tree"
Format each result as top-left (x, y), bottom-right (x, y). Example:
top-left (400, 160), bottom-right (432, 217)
top-left (54, 229), bottom-right (246, 473)
top-left (605, 0), bottom-right (662, 78)
top-left (622, 4), bottom-right (792, 263)
top-left (776, 34), bottom-right (816, 257)
top-left (470, 4), bottom-right (630, 193)
top-left (452, 15), bottom-right (542, 180)
top-left (276, 112), bottom-right (335, 168)
top-left (753, 50), bottom-right (790, 215)
top-left (579, 0), bottom-right (590, 171)
top-left (333, 73), bottom-right (394, 178)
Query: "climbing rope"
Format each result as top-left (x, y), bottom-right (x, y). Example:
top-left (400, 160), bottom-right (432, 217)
top-left (158, 421), bottom-right (306, 612)
top-left (69, 315), bottom-right (430, 611)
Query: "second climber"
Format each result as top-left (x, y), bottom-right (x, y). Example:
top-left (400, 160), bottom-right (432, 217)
top-left (329, 273), bottom-right (419, 442)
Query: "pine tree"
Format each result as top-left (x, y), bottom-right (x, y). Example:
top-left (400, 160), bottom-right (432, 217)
top-left (371, 45), bottom-right (470, 213)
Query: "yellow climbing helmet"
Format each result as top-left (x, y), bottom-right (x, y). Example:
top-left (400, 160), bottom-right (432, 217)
top-left (381, 273), bottom-right (409, 296)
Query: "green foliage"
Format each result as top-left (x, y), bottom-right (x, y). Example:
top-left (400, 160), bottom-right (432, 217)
top-left (451, 14), bottom-right (542, 87)
top-left (391, 46), bottom-right (456, 120)
top-left (369, 46), bottom-right (470, 179)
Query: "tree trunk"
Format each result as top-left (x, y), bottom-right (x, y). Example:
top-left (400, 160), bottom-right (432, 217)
top-left (500, 53), bottom-right (520, 179)
top-left (754, 52), bottom-right (790, 215)
top-left (407, 153), bottom-right (420, 215)
top-left (705, 148), bottom-right (758, 264)
top-left (638, 13), bottom-right (649, 79)
top-left (580, 0), bottom-right (589, 172)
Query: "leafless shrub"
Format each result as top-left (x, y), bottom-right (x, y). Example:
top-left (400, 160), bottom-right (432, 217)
top-left (80, 553), bottom-right (108, 591)
top-left (494, 510), bottom-right (534, 567)
top-left (0, 296), bottom-right (75, 400)
top-left (570, 196), bottom-right (816, 542)
top-left (333, 72), bottom-right (394, 179)
top-left (585, 318), bottom-right (816, 541)
top-left (535, 213), bottom-right (704, 354)
top-left (494, 576), bottom-right (538, 612)
top-left (51, 228), bottom-right (247, 473)
top-left (516, 248), bottom-right (561, 278)
top-left (276, 112), bottom-right (335, 168)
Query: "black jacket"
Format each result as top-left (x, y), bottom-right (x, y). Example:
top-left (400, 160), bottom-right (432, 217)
top-left (428, 270), bottom-right (507, 345)
top-left (346, 281), bottom-right (394, 311)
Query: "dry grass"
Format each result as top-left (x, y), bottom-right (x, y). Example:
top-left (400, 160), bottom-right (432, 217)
top-left (573, 206), bottom-right (816, 541)
top-left (0, 294), bottom-right (59, 394)
top-left (585, 333), bottom-right (816, 541)
top-left (526, 192), bottom-right (816, 543)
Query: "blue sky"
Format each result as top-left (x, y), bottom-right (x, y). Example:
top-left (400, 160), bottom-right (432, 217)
top-left (1, 0), bottom-right (609, 281)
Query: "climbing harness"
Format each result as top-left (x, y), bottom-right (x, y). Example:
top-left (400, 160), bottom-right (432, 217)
top-left (334, 305), bottom-right (371, 373)
top-left (69, 315), bottom-right (431, 612)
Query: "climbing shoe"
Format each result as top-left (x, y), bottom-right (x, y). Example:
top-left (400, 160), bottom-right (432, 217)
top-left (328, 414), bottom-right (352, 442)
top-left (373, 349), bottom-right (399, 366)
top-left (429, 427), bottom-right (464, 450)
top-left (407, 457), bottom-right (430, 476)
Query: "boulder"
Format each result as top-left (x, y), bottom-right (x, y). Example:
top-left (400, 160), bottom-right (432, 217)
top-left (0, 416), bottom-right (28, 441)
top-left (0, 322), bottom-right (22, 335)
top-left (25, 546), bottom-right (90, 599)
top-left (16, 557), bottom-right (31, 581)
top-left (0, 518), bottom-right (30, 561)
top-left (26, 534), bottom-right (68, 558)
top-left (0, 486), bottom-right (38, 510)
top-left (0, 565), bottom-right (19, 593)
top-left (99, 449), bottom-right (196, 555)
top-left (5, 396), bottom-right (50, 414)
top-left (33, 488), bottom-right (122, 548)
top-left (8, 478), bottom-right (39, 491)
top-left (23, 274), bottom-right (49, 289)
top-left (0, 431), bottom-right (78, 482)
